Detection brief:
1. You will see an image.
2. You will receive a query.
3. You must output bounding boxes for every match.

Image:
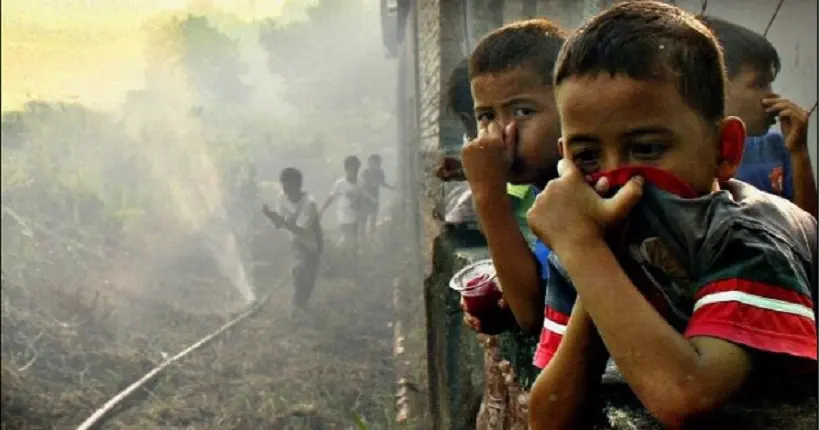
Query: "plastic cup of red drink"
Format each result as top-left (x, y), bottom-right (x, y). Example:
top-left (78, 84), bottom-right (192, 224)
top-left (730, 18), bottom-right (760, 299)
top-left (449, 259), bottom-right (503, 316)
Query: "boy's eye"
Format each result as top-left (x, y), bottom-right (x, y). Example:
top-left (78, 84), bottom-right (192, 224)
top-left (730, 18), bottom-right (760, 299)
top-left (476, 112), bottom-right (493, 123)
top-left (573, 149), bottom-right (600, 172)
top-left (630, 143), bottom-right (666, 160)
top-left (576, 150), bottom-right (598, 162)
top-left (513, 107), bottom-right (535, 119)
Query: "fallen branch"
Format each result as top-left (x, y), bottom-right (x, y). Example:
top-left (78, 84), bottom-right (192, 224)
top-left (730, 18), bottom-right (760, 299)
top-left (17, 329), bottom-right (44, 372)
top-left (1, 205), bottom-right (102, 259)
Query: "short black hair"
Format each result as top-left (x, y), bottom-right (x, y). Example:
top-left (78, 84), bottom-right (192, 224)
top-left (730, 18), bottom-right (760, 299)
top-left (368, 153), bottom-right (382, 163)
top-left (697, 15), bottom-right (781, 79)
top-left (469, 18), bottom-right (568, 84)
top-left (344, 155), bottom-right (361, 170)
top-left (279, 167), bottom-right (302, 187)
top-left (554, 1), bottom-right (726, 125)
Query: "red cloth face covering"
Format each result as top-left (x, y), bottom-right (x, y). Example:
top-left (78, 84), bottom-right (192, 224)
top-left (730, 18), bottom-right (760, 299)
top-left (588, 166), bottom-right (697, 199)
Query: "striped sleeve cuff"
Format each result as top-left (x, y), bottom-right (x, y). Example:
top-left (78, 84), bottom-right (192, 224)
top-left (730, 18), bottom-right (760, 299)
top-left (532, 307), bottom-right (570, 369)
top-left (684, 278), bottom-right (817, 361)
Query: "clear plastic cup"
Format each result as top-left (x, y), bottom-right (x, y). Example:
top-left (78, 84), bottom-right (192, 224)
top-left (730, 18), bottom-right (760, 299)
top-left (450, 259), bottom-right (503, 316)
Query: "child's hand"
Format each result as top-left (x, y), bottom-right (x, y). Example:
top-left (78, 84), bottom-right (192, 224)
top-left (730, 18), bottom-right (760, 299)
top-left (527, 159), bottom-right (644, 254)
top-left (262, 204), bottom-right (284, 223)
top-left (461, 296), bottom-right (512, 335)
top-left (435, 157), bottom-right (466, 182)
top-left (461, 121), bottom-right (516, 198)
top-left (763, 95), bottom-right (809, 154)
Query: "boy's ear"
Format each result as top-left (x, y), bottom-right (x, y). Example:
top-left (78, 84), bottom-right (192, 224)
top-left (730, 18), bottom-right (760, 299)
top-left (716, 116), bottom-right (746, 181)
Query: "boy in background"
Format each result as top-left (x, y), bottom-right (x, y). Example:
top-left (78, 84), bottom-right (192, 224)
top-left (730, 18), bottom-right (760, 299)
top-left (460, 19), bottom-right (569, 375)
top-left (699, 16), bottom-right (816, 217)
top-left (438, 59), bottom-right (540, 245)
top-left (262, 167), bottom-right (323, 314)
top-left (438, 23), bottom-right (568, 426)
top-left (321, 155), bottom-right (366, 271)
top-left (526, 2), bottom-right (817, 428)
top-left (361, 153), bottom-right (394, 238)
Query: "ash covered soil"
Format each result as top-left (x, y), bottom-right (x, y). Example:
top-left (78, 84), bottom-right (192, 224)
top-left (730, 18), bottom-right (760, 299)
top-left (2, 230), bottom-right (414, 430)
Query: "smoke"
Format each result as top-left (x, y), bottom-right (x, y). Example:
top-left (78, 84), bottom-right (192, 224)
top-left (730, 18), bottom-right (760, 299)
top-left (1, 0), bottom-right (397, 329)
top-left (1, 2), bottom-right (404, 427)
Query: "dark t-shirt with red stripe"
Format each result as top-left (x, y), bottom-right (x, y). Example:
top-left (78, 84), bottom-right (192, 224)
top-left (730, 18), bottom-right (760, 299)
top-left (534, 179), bottom-right (818, 370)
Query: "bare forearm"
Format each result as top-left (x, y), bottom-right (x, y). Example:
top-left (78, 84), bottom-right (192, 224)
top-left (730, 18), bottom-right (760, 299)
top-left (790, 151), bottom-right (817, 218)
top-left (529, 301), bottom-right (608, 430)
top-left (474, 190), bottom-right (544, 332)
top-left (320, 198), bottom-right (334, 215)
top-left (282, 219), bottom-right (311, 238)
top-left (556, 240), bottom-right (704, 422)
top-left (264, 212), bottom-right (283, 229)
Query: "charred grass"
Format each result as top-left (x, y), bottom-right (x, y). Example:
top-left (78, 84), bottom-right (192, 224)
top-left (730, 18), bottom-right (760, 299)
top-left (2, 229), bottom-right (421, 430)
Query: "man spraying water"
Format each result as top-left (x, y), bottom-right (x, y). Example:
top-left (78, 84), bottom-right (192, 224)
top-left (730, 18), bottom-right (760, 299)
top-left (262, 167), bottom-right (323, 316)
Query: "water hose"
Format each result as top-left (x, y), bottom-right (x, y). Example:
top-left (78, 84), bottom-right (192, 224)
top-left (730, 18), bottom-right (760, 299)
top-left (74, 274), bottom-right (287, 430)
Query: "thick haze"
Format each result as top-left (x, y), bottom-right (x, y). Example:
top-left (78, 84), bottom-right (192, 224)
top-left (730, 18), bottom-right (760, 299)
top-left (1, 0), bottom-right (310, 112)
top-left (1, 0), bottom-right (398, 325)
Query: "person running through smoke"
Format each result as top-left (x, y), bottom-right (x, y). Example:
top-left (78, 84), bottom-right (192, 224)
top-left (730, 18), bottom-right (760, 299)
top-left (262, 167), bottom-right (323, 315)
top-left (320, 155), bottom-right (367, 273)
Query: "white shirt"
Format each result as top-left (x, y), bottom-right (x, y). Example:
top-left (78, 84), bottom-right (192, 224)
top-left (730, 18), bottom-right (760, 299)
top-left (329, 177), bottom-right (366, 225)
top-left (275, 191), bottom-right (320, 252)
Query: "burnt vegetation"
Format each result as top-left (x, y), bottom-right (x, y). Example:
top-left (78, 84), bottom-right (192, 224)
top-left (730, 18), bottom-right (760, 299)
top-left (1, 1), bottom-right (423, 429)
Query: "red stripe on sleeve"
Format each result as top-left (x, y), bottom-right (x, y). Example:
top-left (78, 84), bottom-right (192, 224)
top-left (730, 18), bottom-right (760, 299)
top-left (694, 278), bottom-right (813, 307)
top-left (686, 280), bottom-right (817, 361)
top-left (532, 307), bottom-right (570, 369)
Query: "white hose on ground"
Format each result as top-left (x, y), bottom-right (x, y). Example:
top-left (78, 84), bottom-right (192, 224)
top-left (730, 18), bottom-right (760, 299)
top-left (74, 274), bottom-right (287, 430)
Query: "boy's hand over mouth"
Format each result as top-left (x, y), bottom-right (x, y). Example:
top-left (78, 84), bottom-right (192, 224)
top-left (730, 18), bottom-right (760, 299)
top-left (762, 95), bottom-right (810, 154)
top-left (527, 158), bottom-right (644, 254)
top-left (462, 121), bottom-right (516, 199)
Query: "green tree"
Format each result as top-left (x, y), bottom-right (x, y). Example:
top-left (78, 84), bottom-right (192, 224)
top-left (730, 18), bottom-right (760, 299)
top-left (144, 14), bottom-right (250, 106)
